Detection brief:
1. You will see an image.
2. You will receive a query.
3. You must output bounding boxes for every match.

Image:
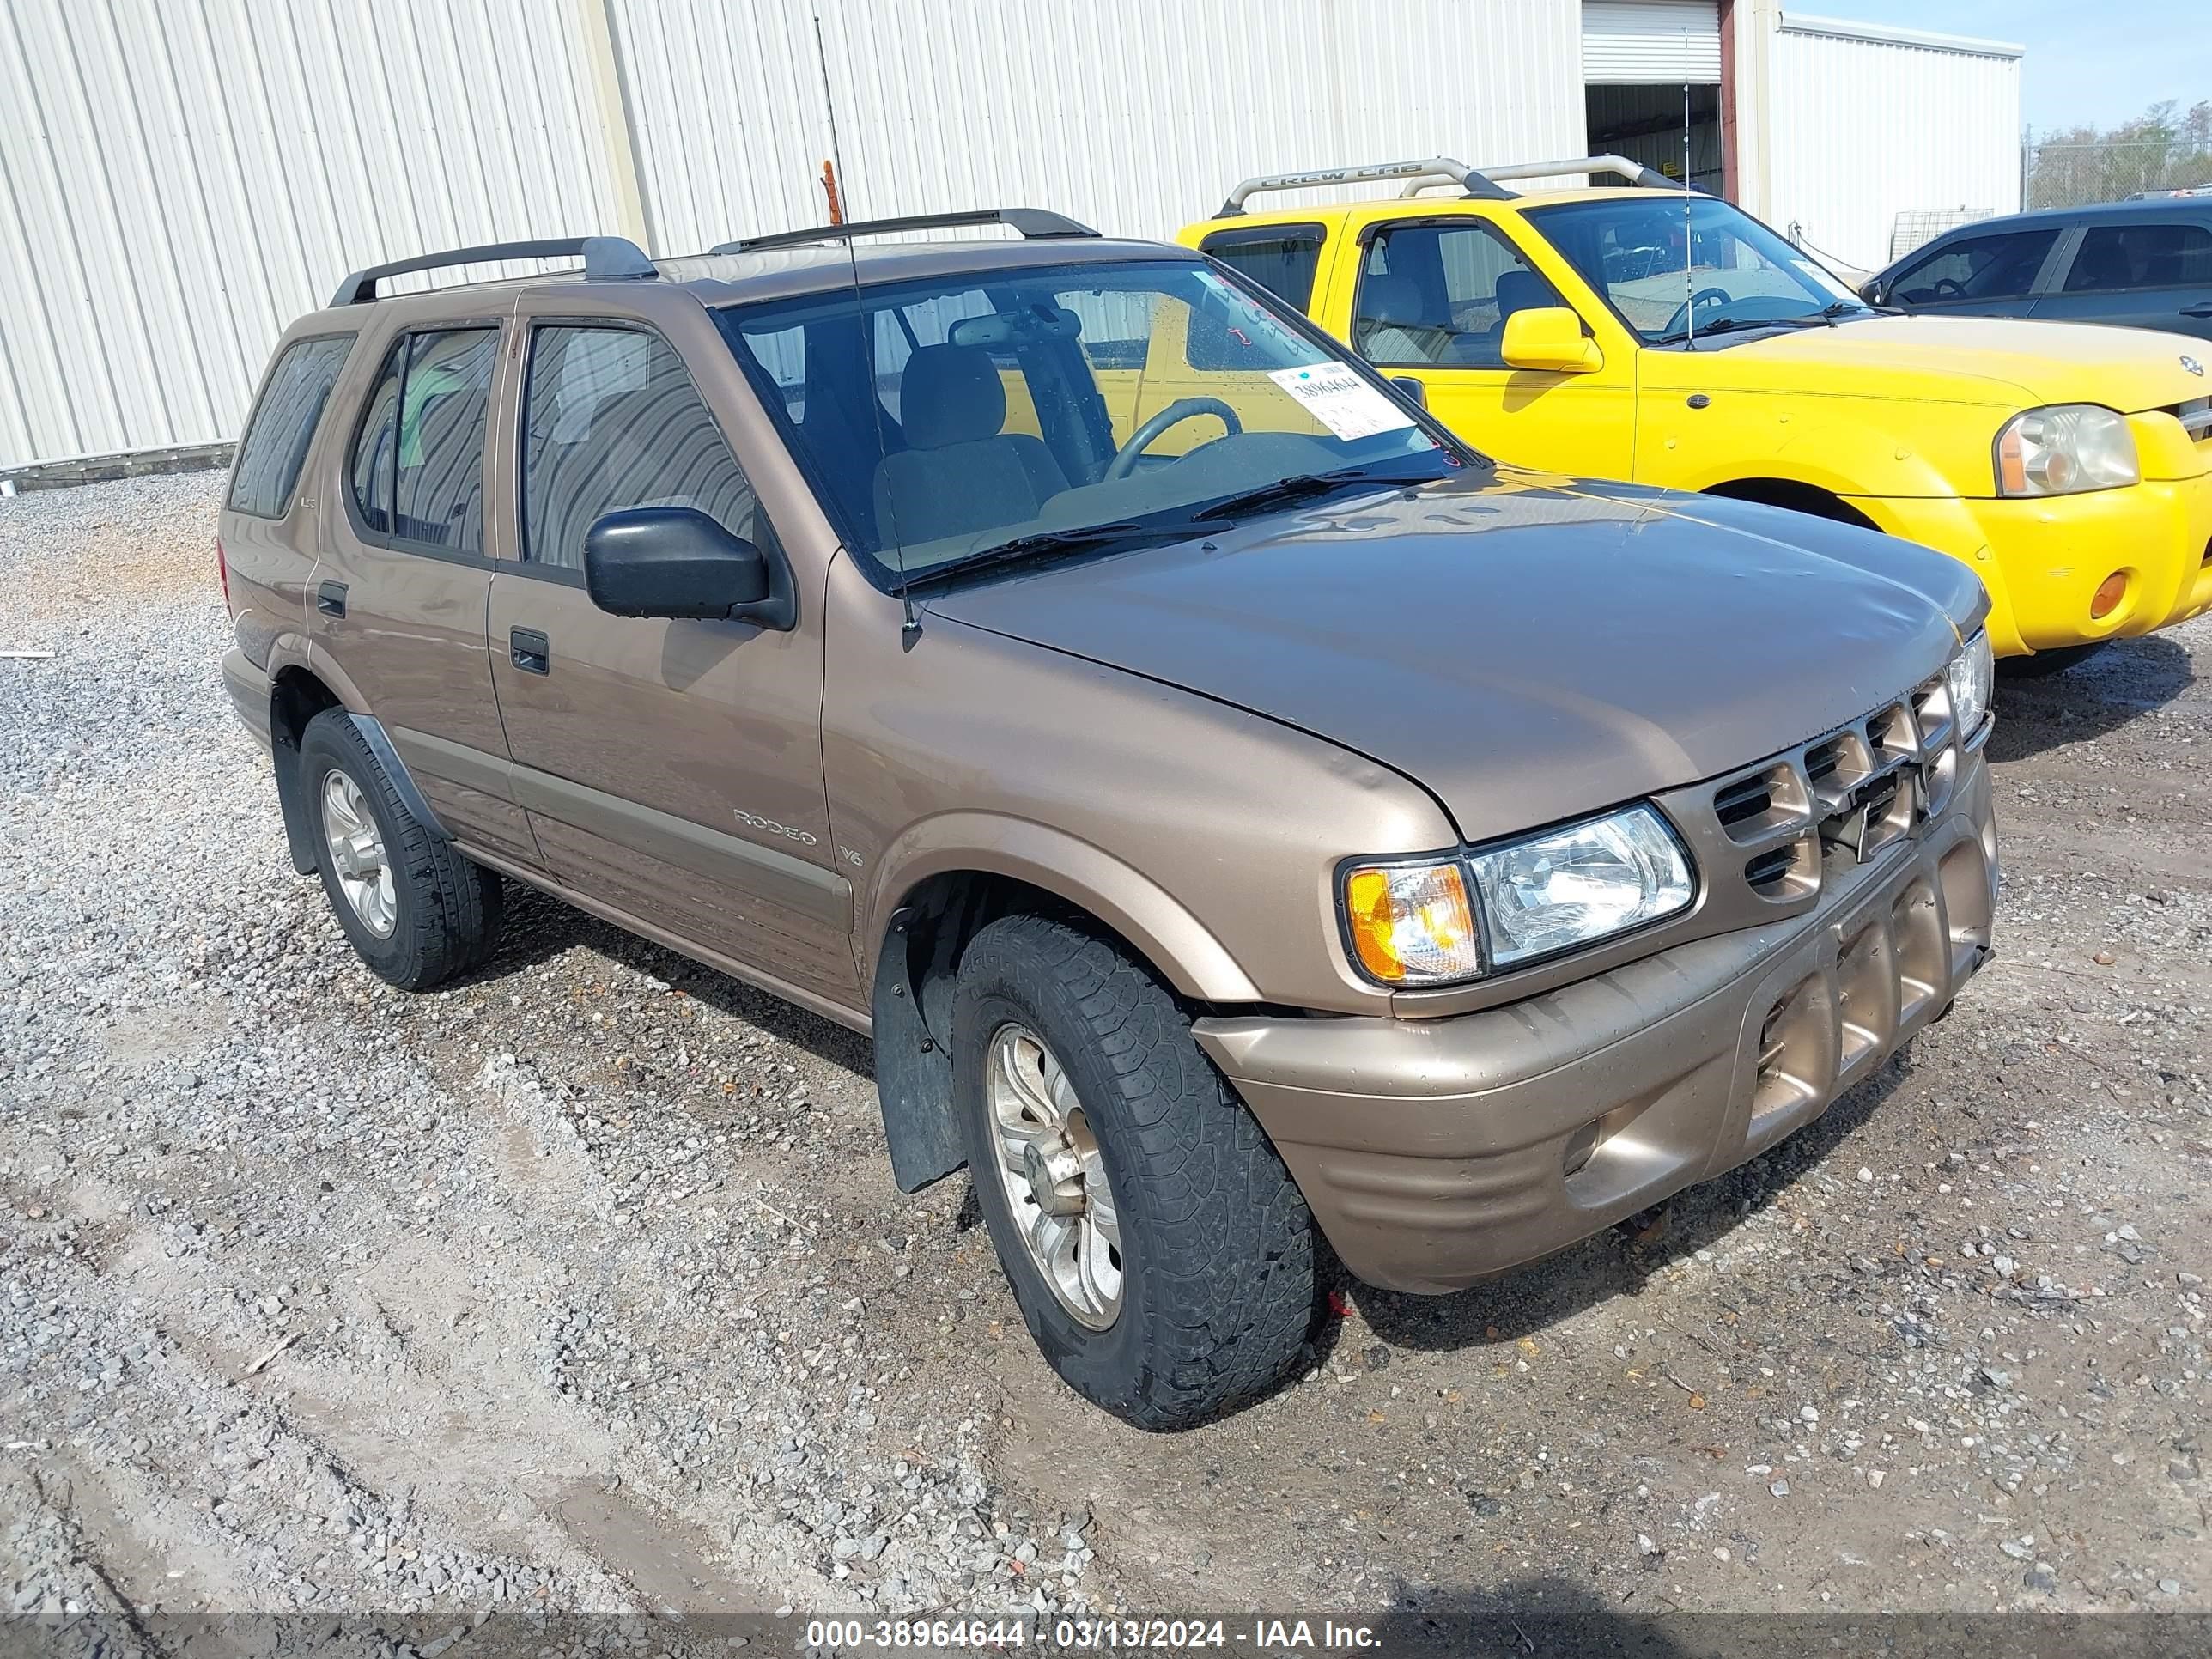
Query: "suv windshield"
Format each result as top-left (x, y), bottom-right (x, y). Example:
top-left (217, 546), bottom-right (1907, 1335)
top-left (720, 258), bottom-right (1459, 585)
top-left (1528, 197), bottom-right (1869, 344)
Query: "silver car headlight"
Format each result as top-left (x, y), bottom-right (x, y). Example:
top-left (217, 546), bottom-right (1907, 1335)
top-left (1467, 805), bottom-right (1695, 969)
top-left (1995, 404), bottom-right (2138, 496)
top-left (1948, 629), bottom-right (1994, 739)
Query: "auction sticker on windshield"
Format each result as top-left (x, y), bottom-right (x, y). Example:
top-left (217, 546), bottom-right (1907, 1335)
top-left (1267, 364), bottom-right (1415, 441)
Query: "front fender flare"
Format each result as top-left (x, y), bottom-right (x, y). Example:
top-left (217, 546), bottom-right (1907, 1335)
top-left (864, 813), bottom-right (1264, 1004)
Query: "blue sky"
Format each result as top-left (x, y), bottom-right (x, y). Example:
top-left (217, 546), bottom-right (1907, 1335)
top-left (1807, 2), bottom-right (2212, 132)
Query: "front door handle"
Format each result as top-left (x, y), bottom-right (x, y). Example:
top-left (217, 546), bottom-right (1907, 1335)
top-left (315, 580), bottom-right (347, 618)
top-left (510, 627), bottom-right (550, 675)
top-left (2179, 302), bottom-right (2212, 319)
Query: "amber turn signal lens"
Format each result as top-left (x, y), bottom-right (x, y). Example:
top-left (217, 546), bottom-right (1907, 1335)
top-left (1341, 860), bottom-right (1481, 985)
top-left (2090, 571), bottom-right (2128, 620)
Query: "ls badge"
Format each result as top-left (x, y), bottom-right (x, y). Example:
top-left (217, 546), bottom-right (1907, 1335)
top-left (2184, 355), bottom-right (2205, 377)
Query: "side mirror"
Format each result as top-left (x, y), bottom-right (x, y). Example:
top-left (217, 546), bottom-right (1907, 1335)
top-left (1860, 277), bottom-right (1887, 306)
top-left (1500, 307), bottom-right (1603, 374)
top-left (583, 507), bottom-right (781, 623)
top-left (1389, 374), bottom-right (1428, 409)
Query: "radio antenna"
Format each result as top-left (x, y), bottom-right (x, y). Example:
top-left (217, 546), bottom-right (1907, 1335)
top-left (1682, 51), bottom-right (1696, 349)
top-left (812, 14), bottom-right (918, 640)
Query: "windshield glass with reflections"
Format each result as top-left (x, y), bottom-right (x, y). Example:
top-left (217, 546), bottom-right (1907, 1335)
top-left (718, 258), bottom-right (1460, 586)
top-left (1528, 196), bottom-right (1869, 344)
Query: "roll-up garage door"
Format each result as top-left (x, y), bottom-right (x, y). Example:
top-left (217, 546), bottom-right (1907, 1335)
top-left (1583, 1), bottom-right (1723, 84)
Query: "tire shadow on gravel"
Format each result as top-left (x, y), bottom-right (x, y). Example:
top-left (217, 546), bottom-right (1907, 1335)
top-left (1343, 1054), bottom-right (1911, 1357)
top-left (463, 879), bottom-right (877, 1079)
top-left (1986, 633), bottom-right (2196, 762)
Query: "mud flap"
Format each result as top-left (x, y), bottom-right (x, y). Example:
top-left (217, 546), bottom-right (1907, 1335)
top-left (871, 905), bottom-right (966, 1193)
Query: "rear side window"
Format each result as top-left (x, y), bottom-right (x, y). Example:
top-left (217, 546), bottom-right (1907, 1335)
top-left (1200, 226), bottom-right (1326, 311)
top-left (347, 326), bottom-right (497, 552)
top-left (1892, 228), bottom-right (2059, 303)
top-left (228, 335), bottom-right (353, 518)
top-left (1353, 222), bottom-right (1561, 368)
top-left (520, 325), bottom-right (766, 571)
top-left (2064, 222), bottom-right (2212, 292)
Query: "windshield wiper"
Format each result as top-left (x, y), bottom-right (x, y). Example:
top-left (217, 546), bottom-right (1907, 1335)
top-left (1191, 466), bottom-right (1421, 523)
top-left (1764, 301), bottom-right (1872, 329)
top-left (914, 520), bottom-right (1194, 586)
top-left (1654, 301), bottom-right (1871, 347)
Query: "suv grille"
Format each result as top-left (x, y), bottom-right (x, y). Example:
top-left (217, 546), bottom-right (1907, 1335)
top-left (1703, 664), bottom-right (1967, 908)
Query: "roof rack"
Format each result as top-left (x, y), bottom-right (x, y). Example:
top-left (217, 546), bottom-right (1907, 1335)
top-left (710, 207), bottom-right (1100, 256)
top-left (1218, 158), bottom-right (1512, 216)
top-left (330, 235), bottom-right (657, 307)
top-left (1455, 155), bottom-right (1683, 192)
top-left (1218, 152), bottom-right (1690, 216)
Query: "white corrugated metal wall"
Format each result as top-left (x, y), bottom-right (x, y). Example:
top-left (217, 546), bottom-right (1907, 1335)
top-left (1767, 14), bottom-right (2021, 276)
top-left (0, 0), bottom-right (1583, 470)
top-left (628, 0), bottom-right (1584, 254)
top-left (0, 0), bottom-right (629, 470)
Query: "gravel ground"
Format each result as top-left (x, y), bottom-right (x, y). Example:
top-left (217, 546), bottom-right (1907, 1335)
top-left (2, 474), bottom-right (2207, 1645)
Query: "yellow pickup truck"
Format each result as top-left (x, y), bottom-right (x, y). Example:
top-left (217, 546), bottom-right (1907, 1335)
top-left (1180, 157), bottom-right (2212, 667)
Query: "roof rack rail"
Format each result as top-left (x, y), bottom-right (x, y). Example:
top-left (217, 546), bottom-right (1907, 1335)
top-left (1217, 158), bottom-right (1513, 216)
top-left (1443, 155), bottom-right (1684, 193)
top-left (710, 207), bottom-right (1099, 256)
top-left (330, 235), bottom-right (657, 307)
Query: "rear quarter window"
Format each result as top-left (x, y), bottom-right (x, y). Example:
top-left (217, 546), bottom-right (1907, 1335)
top-left (227, 335), bottom-right (355, 519)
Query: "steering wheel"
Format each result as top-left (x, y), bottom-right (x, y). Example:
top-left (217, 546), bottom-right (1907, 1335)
top-left (1929, 276), bottom-right (1966, 300)
top-left (1661, 286), bottom-right (1733, 337)
top-left (1104, 398), bottom-right (1243, 481)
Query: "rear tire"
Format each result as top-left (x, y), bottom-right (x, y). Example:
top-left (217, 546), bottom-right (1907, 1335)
top-left (297, 708), bottom-right (501, 990)
top-left (1999, 641), bottom-right (2106, 678)
top-left (951, 912), bottom-right (1318, 1430)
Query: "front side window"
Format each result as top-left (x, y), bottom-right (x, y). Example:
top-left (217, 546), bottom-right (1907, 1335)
top-left (228, 335), bottom-right (354, 518)
top-left (2064, 222), bottom-right (2212, 292)
top-left (1200, 225), bottom-right (1326, 311)
top-left (346, 326), bottom-right (496, 550)
top-left (1352, 222), bottom-right (1563, 368)
top-left (1530, 196), bottom-right (1868, 343)
top-left (720, 258), bottom-right (1457, 587)
top-left (521, 325), bottom-right (765, 571)
top-left (1892, 228), bottom-right (2061, 305)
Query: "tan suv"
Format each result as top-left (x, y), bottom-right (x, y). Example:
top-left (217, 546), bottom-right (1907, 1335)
top-left (218, 212), bottom-right (1999, 1429)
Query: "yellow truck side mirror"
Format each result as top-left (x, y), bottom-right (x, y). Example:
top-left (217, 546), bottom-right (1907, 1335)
top-left (1501, 308), bottom-right (1602, 374)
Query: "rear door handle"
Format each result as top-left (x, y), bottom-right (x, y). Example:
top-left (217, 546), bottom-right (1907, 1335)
top-left (2180, 302), bottom-right (2212, 318)
top-left (315, 580), bottom-right (347, 618)
top-left (510, 627), bottom-right (550, 675)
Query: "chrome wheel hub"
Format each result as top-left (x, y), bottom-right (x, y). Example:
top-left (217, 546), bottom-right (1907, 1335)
top-left (985, 1022), bottom-right (1122, 1330)
top-left (320, 769), bottom-right (396, 939)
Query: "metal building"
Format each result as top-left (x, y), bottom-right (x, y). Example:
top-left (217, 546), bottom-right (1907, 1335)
top-left (0, 0), bottom-right (2020, 471)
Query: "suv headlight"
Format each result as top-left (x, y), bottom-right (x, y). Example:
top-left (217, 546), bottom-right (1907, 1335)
top-left (1996, 404), bottom-right (2138, 496)
top-left (1468, 805), bottom-right (1695, 969)
top-left (1948, 629), bottom-right (1994, 738)
top-left (1339, 805), bottom-right (1695, 987)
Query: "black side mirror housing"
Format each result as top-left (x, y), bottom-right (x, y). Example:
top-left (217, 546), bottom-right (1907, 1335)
top-left (582, 507), bottom-right (793, 627)
top-left (1860, 277), bottom-right (1887, 306)
top-left (1389, 374), bottom-right (1428, 409)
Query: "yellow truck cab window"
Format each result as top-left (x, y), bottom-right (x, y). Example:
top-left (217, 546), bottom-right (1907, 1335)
top-left (1352, 221), bottom-right (1562, 368)
top-left (1199, 224), bottom-right (1326, 310)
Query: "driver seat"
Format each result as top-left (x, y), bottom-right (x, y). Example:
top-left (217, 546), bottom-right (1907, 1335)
top-left (872, 345), bottom-right (1066, 547)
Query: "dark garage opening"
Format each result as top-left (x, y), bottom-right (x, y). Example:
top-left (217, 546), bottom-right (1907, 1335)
top-left (1586, 83), bottom-right (1723, 195)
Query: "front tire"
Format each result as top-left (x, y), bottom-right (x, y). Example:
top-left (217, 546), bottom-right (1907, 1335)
top-left (952, 913), bottom-right (1318, 1430)
top-left (297, 709), bottom-right (501, 990)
